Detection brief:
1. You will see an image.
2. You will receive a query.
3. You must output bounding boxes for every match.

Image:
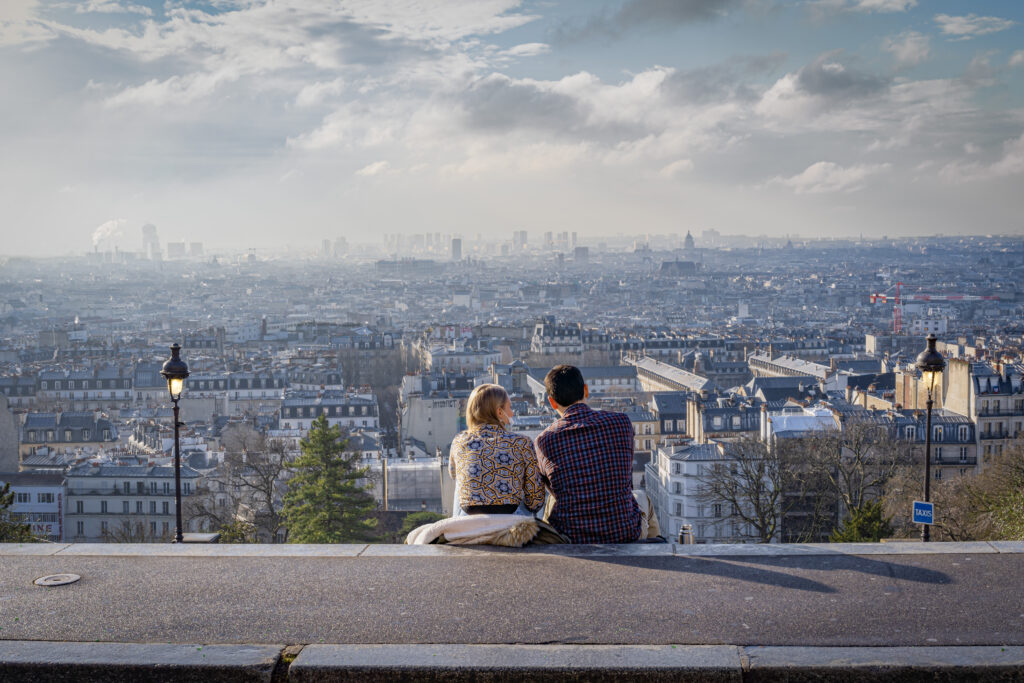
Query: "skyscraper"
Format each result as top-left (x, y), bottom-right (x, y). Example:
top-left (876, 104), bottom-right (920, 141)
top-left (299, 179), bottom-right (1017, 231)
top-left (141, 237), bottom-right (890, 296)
top-left (451, 238), bottom-right (462, 261)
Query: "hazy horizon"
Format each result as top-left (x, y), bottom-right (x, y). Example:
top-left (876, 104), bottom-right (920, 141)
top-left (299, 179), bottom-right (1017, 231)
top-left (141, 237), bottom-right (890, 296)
top-left (2, 0), bottom-right (1023, 257)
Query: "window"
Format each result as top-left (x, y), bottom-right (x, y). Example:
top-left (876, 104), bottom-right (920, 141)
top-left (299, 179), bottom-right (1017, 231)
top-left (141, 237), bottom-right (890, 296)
top-left (27, 430), bottom-right (36, 442)
top-left (151, 521), bottom-right (157, 534)
top-left (101, 520), bottom-right (108, 533)
top-left (46, 430), bottom-right (54, 441)
top-left (935, 469), bottom-right (942, 481)
top-left (64, 429), bottom-right (72, 441)
top-left (123, 482), bottom-right (131, 493)
top-left (16, 492), bottom-right (29, 503)
top-left (674, 502), bottom-right (682, 516)
top-left (960, 447), bottom-right (969, 463)
top-left (150, 482), bottom-right (157, 493)
top-left (162, 502), bottom-right (169, 515)
top-left (39, 492), bottom-right (54, 503)
top-left (122, 501), bottom-right (129, 514)
top-left (713, 504), bottom-right (723, 518)
top-left (933, 426), bottom-right (943, 441)
top-left (184, 483), bottom-right (191, 495)
top-left (163, 482), bottom-right (170, 494)
top-left (959, 426), bottom-right (969, 442)
top-left (136, 501), bottom-right (142, 514)
top-left (163, 521), bottom-right (169, 534)
top-left (673, 482), bottom-right (681, 494)
top-left (664, 420), bottom-right (672, 432)
top-left (935, 447), bottom-right (943, 461)
top-left (904, 426), bottom-right (915, 439)
top-left (100, 501), bottom-right (107, 513)
top-left (76, 521), bottom-right (84, 535)
top-left (76, 501), bottom-right (83, 513)
top-left (672, 463), bottom-right (680, 475)
top-left (150, 501), bottom-right (157, 514)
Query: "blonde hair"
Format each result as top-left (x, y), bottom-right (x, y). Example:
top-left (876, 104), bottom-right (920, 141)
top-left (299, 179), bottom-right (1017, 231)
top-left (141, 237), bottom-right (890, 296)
top-left (466, 383), bottom-right (509, 431)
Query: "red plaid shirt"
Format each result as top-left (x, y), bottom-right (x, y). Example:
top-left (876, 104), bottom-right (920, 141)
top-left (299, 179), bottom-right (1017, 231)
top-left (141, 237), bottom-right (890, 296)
top-left (534, 402), bottom-right (641, 544)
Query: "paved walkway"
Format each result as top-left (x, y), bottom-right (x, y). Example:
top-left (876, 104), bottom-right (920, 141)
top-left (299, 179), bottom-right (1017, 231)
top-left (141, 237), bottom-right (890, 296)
top-left (1, 541), bottom-right (1022, 647)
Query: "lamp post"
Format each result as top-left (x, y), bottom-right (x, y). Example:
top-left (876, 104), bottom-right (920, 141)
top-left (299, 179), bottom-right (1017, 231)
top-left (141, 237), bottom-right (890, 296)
top-left (160, 343), bottom-right (190, 543)
top-left (915, 333), bottom-right (946, 542)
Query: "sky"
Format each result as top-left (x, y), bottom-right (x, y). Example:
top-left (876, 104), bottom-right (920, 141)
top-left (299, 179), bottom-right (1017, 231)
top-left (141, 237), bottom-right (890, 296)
top-left (1, 0), bottom-right (1022, 256)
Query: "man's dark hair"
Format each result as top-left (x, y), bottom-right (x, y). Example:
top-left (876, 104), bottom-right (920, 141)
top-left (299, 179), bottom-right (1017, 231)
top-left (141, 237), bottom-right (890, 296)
top-left (545, 365), bottom-right (585, 408)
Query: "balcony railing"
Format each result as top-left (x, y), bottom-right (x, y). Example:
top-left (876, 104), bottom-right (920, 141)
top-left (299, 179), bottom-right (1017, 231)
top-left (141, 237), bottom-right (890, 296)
top-left (977, 408), bottom-right (1024, 417)
top-left (67, 489), bottom-right (193, 497)
top-left (979, 431), bottom-right (1013, 440)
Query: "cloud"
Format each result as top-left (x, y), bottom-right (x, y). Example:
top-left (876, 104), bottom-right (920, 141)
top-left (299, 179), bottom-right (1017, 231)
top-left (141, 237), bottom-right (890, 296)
top-left (769, 161), bottom-right (890, 194)
top-left (660, 159), bottom-right (694, 177)
top-left (941, 133), bottom-right (1024, 182)
top-left (808, 0), bottom-right (916, 15)
top-left (556, 0), bottom-right (743, 42)
top-left (500, 42), bottom-right (550, 58)
top-left (295, 78), bottom-right (345, 108)
top-left (882, 31), bottom-right (930, 67)
top-left (75, 1), bottom-right (153, 16)
top-left (1010, 51), bottom-right (1024, 68)
top-left (934, 14), bottom-right (1016, 40)
top-left (355, 160), bottom-right (391, 176)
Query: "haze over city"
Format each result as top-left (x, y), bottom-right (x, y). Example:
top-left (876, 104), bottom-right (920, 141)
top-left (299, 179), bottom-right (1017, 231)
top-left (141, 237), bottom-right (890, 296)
top-left (2, 0), bottom-right (1023, 256)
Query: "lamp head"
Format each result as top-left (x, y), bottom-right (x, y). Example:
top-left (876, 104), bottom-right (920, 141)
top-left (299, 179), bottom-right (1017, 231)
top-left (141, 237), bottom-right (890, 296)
top-left (915, 333), bottom-right (946, 393)
top-left (160, 343), bottom-right (190, 401)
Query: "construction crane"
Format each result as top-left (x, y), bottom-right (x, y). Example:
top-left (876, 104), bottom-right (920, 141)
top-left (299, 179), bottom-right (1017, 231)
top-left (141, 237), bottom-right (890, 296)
top-left (869, 281), bottom-right (999, 333)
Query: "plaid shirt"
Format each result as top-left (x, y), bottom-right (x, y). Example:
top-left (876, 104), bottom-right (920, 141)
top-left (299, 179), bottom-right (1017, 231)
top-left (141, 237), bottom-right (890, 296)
top-left (534, 402), bottom-right (641, 544)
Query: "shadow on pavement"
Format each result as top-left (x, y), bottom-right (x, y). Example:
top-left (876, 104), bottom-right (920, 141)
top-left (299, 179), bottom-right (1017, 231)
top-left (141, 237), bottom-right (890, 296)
top-left (714, 553), bottom-right (952, 585)
top-left (567, 555), bottom-right (839, 593)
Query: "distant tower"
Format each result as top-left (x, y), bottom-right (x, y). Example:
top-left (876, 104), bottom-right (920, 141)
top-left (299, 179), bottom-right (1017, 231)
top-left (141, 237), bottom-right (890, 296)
top-left (451, 238), bottom-right (462, 261)
top-left (684, 231), bottom-right (695, 250)
top-left (141, 224), bottom-right (160, 260)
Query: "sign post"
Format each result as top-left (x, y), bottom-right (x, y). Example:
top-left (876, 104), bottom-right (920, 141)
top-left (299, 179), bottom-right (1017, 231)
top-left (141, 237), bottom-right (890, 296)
top-left (912, 500), bottom-right (934, 526)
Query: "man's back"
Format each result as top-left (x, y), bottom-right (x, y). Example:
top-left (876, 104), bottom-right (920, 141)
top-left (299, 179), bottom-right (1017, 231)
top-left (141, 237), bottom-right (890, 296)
top-left (534, 402), bottom-right (641, 543)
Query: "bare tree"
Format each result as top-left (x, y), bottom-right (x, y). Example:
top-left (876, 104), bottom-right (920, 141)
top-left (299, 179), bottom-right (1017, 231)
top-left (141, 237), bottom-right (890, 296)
top-left (696, 435), bottom-right (821, 543)
top-left (187, 426), bottom-right (292, 542)
top-left (804, 419), bottom-right (914, 518)
top-left (102, 518), bottom-right (172, 543)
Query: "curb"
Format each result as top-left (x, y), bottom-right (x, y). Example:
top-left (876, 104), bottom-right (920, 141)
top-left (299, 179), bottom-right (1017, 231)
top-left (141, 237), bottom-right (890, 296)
top-left (2, 642), bottom-right (1023, 682)
top-left (2, 540), bottom-right (1022, 558)
top-left (0, 641), bottom-right (283, 683)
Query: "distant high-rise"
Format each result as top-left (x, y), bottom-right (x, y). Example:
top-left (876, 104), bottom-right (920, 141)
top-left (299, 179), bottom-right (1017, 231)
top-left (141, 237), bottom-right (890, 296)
top-left (573, 246), bottom-right (589, 264)
top-left (571, 232), bottom-right (577, 248)
top-left (513, 230), bottom-right (528, 250)
top-left (189, 242), bottom-right (204, 258)
top-left (544, 231), bottom-right (553, 247)
top-left (166, 242), bottom-right (187, 259)
top-left (684, 231), bottom-right (696, 250)
top-left (451, 238), bottom-right (462, 261)
top-left (141, 224), bottom-right (160, 260)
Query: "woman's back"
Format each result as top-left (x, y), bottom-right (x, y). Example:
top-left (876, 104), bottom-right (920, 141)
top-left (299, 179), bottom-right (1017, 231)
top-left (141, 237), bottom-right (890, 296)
top-left (449, 424), bottom-right (544, 513)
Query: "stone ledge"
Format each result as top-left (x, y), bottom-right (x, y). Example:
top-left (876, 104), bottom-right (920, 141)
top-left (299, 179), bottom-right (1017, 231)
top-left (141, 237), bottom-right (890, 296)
top-left (0, 641), bottom-right (282, 683)
top-left (289, 644), bottom-right (742, 682)
top-left (0, 540), bottom-right (1016, 557)
top-left (4, 642), bottom-right (1022, 682)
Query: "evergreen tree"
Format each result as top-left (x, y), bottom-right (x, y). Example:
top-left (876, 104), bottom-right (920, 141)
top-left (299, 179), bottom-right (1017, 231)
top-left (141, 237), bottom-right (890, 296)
top-left (281, 415), bottom-right (378, 543)
top-left (0, 482), bottom-right (36, 543)
top-left (830, 500), bottom-right (893, 543)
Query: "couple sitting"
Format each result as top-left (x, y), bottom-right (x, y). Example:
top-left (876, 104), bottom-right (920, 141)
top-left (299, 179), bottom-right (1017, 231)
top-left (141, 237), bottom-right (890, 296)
top-left (414, 365), bottom-right (660, 546)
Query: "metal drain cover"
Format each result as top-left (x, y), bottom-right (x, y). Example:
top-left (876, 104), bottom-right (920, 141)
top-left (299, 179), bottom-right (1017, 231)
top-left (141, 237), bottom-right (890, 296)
top-left (34, 574), bottom-right (81, 587)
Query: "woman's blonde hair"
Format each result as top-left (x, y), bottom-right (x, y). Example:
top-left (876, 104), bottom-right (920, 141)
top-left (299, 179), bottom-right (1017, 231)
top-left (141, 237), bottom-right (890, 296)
top-left (466, 383), bottom-right (509, 431)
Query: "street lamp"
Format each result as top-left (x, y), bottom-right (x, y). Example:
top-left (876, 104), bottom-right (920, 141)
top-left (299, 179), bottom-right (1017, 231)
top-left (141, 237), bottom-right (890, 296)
top-left (160, 343), bottom-right (190, 543)
top-left (915, 333), bottom-right (946, 542)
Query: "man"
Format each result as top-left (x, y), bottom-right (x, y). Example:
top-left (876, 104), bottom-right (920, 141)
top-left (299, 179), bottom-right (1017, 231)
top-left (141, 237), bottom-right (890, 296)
top-left (534, 365), bottom-right (659, 544)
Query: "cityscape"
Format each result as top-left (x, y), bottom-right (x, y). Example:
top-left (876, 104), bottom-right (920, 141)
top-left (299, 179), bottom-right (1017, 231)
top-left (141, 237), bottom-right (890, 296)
top-left (1, 228), bottom-right (1022, 545)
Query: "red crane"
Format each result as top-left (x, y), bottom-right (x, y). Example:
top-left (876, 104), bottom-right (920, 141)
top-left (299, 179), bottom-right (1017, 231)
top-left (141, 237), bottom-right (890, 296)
top-left (869, 281), bottom-right (999, 333)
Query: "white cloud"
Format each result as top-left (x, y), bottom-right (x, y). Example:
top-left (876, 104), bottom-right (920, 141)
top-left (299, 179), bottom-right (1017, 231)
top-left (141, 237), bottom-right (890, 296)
top-left (660, 159), bottom-right (694, 177)
top-left (850, 0), bottom-right (916, 12)
top-left (104, 69), bottom-right (240, 107)
top-left (1010, 51), bottom-right (1024, 68)
top-left (295, 79), bottom-right (345, 108)
top-left (769, 161), bottom-right (891, 194)
top-left (934, 13), bottom-right (1016, 40)
top-left (356, 160), bottom-right (391, 176)
top-left (941, 134), bottom-right (1024, 182)
top-left (75, 1), bottom-right (153, 16)
top-left (501, 42), bottom-right (550, 58)
top-left (882, 31), bottom-right (930, 67)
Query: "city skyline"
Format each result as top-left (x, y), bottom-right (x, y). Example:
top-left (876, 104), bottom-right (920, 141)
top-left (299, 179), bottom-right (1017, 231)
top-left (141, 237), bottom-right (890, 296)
top-left (2, 0), bottom-right (1023, 256)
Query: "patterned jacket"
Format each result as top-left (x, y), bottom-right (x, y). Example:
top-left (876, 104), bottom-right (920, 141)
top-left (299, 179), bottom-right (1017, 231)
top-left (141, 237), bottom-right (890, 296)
top-left (449, 424), bottom-right (544, 512)
top-left (534, 402), bottom-right (641, 543)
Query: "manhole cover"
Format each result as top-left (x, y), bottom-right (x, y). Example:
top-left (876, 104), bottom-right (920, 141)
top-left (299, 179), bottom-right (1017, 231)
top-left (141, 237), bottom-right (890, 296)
top-left (34, 574), bottom-right (81, 587)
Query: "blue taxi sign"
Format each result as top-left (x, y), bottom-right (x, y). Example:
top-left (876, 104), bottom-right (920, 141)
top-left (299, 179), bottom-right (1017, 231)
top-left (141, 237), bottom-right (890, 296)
top-left (912, 500), bottom-right (934, 525)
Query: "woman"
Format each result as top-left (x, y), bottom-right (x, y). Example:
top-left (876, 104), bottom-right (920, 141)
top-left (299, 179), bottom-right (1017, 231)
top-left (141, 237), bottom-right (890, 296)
top-left (449, 383), bottom-right (544, 516)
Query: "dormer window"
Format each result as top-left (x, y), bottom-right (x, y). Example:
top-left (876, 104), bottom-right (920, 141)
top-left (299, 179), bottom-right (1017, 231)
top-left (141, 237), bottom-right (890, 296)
top-left (64, 429), bottom-right (72, 441)
top-left (904, 426), bottom-right (915, 439)
top-left (82, 429), bottom-right (90, 440)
